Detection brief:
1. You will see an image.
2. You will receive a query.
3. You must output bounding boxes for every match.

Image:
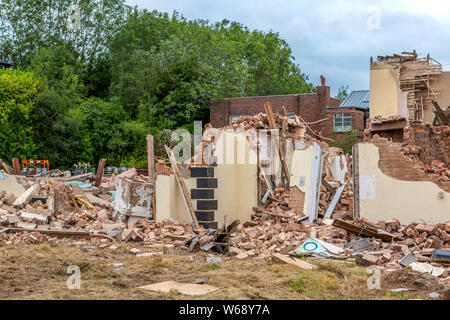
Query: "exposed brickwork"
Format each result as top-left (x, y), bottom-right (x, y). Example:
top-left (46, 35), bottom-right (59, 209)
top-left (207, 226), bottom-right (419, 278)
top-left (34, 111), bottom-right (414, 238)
top-left (209, 83), bottom-right (367, 139)
top-left (370, 135), bottom-right (450, 192)
top-left (405, 125), bottom-right (450, 167)
top-left (325, 108), bottom-right (366, 138)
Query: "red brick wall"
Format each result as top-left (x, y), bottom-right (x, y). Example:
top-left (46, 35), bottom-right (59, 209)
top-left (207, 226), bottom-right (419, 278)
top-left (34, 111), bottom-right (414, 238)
top-left (324, 108), bottom-right (366, 139)
top-left (405, 125), bottom-right (450, 167)
top-left (210, 85), bottom-right (354, 138)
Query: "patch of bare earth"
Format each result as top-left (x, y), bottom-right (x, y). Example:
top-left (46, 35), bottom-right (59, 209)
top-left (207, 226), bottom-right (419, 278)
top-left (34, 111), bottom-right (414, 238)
top-left (0, 242), bottom-right (447, 300)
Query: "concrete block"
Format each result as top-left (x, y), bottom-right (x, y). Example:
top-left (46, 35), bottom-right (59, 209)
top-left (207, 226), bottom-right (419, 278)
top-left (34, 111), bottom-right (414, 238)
top-left (190, 167), bottom-right (214, 177)
top-left (196, 178), bottom-right (217, 189)
top-left (191, 189), bottom-right (214, 199)
top-left (197, 200), bottom-right (218, 210)
top-left (195, 211), bottom-right (215, 221)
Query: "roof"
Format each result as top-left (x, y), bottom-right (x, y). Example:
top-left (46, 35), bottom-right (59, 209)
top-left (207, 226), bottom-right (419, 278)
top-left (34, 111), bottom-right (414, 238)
top-left (338, 90), bottom-right (370, 110)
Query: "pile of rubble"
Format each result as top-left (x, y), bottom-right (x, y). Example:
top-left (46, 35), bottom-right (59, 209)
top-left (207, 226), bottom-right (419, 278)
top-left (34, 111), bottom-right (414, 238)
top-left (224, 213), bottom-right (450, 285)
top-left (0, 170), bottom-right (190, 246)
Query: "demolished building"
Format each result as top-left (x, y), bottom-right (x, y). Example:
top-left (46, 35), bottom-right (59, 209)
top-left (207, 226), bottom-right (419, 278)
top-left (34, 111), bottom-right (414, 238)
top-left (355, 51), bottom-right (450, 225)
top-left (0, 50), bottom-right (449, 288)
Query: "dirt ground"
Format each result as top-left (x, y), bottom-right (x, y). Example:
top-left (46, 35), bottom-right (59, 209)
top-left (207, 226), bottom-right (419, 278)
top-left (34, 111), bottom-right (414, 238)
top-left (0, 241), bottom-right (448, 300)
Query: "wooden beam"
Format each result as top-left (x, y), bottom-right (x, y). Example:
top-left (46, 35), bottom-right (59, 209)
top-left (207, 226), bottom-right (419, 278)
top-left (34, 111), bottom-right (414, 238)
top-left (165, 145), bottom-right (200, 230)
top-left (264, 103), bottom-right (290, 185)
top-left (264, 102), bottom-right (277, 129)
top-left (147, 135), bottom-right (155, 183)
top-left (431, 100), bottom-right (449, 125)
top-left (11, 158), bottom-right (20, 175)
top-left (272, 253), bottom-right (316, 270)
top-left (94, 159), bottom-right (106, 187)
top-left (0, 159), bottom-right (12, 175)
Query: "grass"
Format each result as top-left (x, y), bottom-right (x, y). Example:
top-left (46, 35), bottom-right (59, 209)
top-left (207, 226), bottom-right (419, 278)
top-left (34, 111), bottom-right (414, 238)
top-left (0, 242), bottom-right (446, 300)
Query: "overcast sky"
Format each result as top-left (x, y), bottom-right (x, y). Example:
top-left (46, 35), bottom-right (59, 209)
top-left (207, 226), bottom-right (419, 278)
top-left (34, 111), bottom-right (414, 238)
top-left (127, 0), bottom-right (450, 96)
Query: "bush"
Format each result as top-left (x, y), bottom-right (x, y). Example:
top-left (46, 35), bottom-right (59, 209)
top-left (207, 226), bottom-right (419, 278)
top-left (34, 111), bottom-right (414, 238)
top-left (0, 69), bottom-right (43, 160)
top-left (329, 129), bottom-right (359, 154)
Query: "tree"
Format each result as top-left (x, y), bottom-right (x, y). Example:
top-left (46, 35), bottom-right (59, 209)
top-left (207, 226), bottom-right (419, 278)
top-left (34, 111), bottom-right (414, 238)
top-left (0, 69), bottom-right (43, 160)
top-left (109, 12), bottom-right (315, 128)
top-left (336, 85), bottom-right (349, 101)
top-left (0, 0), bottom-right (130, 67)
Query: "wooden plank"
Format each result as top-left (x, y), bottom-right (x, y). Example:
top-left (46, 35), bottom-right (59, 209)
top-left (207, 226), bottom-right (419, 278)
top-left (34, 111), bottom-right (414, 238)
top-left (147, 135), bottom-right (155, 183)
top-left (12, 158), bottom-right (20, 175)
top-left (165, 145), bottom-right (200, 230)
top-left (71, 195), bottom-right (83, 214)
top-left (330, 218), bottom-right (402, 242)
top-left (94, 159), bottom-right (106, 187)
top-left (264, 102), bottom-right (277, 129)
top-left (147, 135), bottom-right (156, 219)
top-left (431, 100), bottom-right (449, 125)
top-left (0, 159), bottom-right (12, 175)
top-left (272, 253), bottom-right (316, 270)
top-left (264, 102), bottom-right (290, 184)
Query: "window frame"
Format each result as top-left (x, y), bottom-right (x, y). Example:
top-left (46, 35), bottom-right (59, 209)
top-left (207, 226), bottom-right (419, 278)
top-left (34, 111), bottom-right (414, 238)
top-left (333, 112), bottom-right (352, 132)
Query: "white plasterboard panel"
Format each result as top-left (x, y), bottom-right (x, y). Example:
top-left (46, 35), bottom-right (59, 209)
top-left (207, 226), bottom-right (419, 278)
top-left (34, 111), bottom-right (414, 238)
top-left (359, 174), bottom-right (376, 199)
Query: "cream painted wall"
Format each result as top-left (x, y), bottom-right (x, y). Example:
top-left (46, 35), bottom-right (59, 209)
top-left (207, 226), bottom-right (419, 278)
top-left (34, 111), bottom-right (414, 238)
top-left (436, 72), bottom-right (450, 115)
top-left (155, 174), bottom-right (196, 223)
top-left (213, 131), bottom-right (258, 224)
top-left (156, 130), bottom-right (258, 225)
top-left (370, 69), bottom-right (401, 118)
top-left (358, 143), bottom-right (450, 224)
top-left (289, 145), bottom-right (314, 216)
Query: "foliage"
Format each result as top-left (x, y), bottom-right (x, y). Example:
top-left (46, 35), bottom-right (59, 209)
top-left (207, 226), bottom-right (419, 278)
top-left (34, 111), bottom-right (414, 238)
top-left (109, 12), bottom-right (315, 127)
top-left (0, 3), bottom-right (316, 169)
top-left (0, 0), bottom-right (130, 66)
top-left (0, 69), bottom-right (43, 160)
top-left (329, 129), bottom-right (359, 154)
top-left (336, 85), bottom-right (349, 101)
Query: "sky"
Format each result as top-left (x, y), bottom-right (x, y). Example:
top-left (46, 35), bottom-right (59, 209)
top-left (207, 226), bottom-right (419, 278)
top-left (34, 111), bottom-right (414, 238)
top-left (127, 0), bottom-right (450, 96)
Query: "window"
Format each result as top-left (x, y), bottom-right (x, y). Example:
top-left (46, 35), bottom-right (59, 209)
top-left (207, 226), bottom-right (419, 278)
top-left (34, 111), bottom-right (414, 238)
top-left (229, 114), bottom-right (251, 124)
top-left (333, 113), bottom-right (352, 132)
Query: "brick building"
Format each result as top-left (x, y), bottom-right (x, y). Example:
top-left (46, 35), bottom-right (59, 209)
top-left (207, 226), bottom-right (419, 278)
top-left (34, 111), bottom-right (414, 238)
top-left (210, 77), bottom-right (368, 138)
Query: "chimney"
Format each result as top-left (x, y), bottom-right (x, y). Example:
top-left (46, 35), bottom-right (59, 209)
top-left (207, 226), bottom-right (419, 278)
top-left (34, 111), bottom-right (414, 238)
top-left (316, 75), bottom-right (330, 109)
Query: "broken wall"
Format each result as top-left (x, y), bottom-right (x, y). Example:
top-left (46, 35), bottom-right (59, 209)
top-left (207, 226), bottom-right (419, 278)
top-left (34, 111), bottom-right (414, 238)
top-left (155, 130), bottom-right (258, 226)
top-left (155, 174), bottom-right (196, 223)
top-left (354, 141), bottom-right (450, 224)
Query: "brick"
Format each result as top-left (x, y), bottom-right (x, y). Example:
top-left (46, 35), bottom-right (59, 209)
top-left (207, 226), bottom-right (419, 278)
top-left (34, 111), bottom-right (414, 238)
top-left (360, 254), bottom-right (378, 266)
top-left (191, 189), bottom-right (214, 199)
top-left (190, 167), bottom-right (214, 177)
top-left (195, 211), bottom-right (215, 221)
top-left (416, 224), bottom-right (435, 233)
top-left (197, 200), bottom-right (218, 210)
top-left (381, 252), bottom-right (392, 263)
top-left (197, 178), bottom-right (218, 189)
